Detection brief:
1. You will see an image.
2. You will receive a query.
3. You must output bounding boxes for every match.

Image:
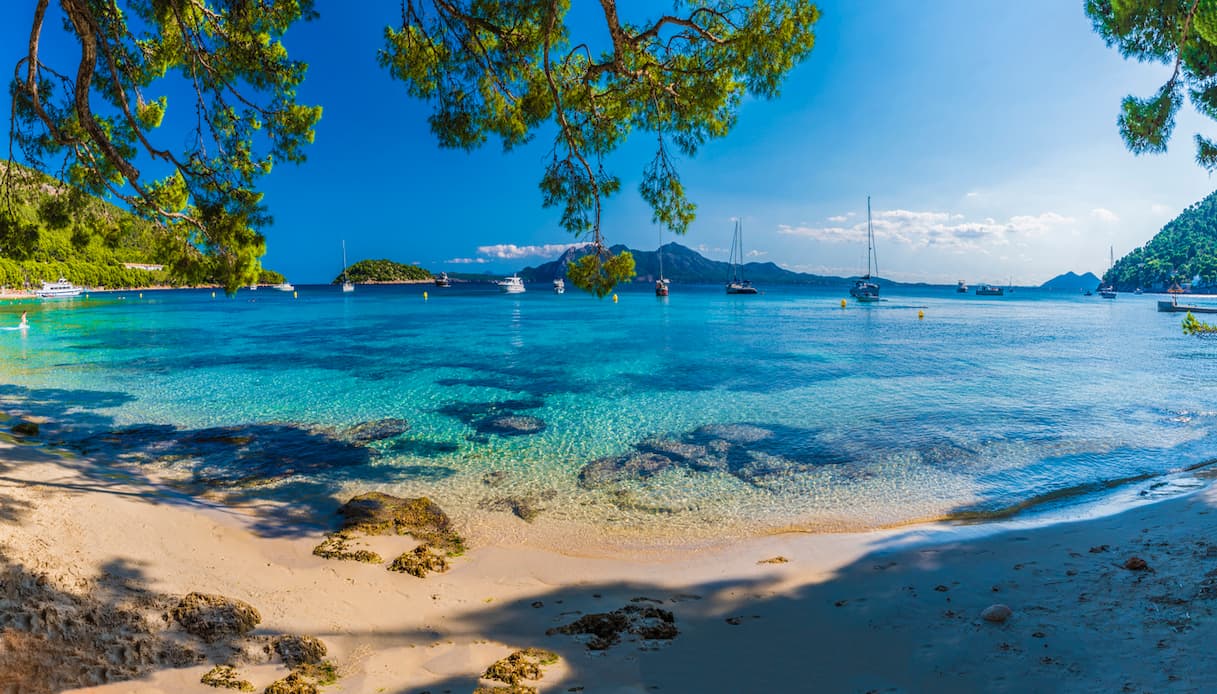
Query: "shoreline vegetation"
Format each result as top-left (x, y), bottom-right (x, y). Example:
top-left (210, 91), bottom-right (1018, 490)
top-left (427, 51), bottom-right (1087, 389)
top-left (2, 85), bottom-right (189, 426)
top-left (2, 421), bottom-right (1217, 692)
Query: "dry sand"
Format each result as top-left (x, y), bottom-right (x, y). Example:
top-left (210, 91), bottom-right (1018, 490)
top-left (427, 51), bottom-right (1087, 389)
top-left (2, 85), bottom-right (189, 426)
top-left (2, 437), bottom-right (1217, 693)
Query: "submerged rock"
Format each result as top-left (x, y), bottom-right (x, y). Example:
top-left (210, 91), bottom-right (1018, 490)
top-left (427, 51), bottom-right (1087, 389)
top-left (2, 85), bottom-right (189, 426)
top-left (482, 647), bottom-right (559, 686)
top-left (387, 544), bottom-right (450, 578)
top-left (343, 418), bottom-right (410, 443)
top-left (1124, 556), bottom-right (1150, 571)
top-left (479, 495), bottom-right (544, 522)
top-left (475, 414), bottom-right (547, 437)
top-left (981, 604), bottom-right (1013, 623)
top-left (693, 423), bottom-right (774, 444)
top-left (547, 604), bottom-right (678, 650)
top-left (11, 421), bottom-right (39, 437)
top-left (171, 592), bottom-right (261, 643)
top-left (273, 635), bottom-right (328, 668)
top-left (200, 664), bottom-right (254, 691)
top-left (578, 452), bottom-right (675, 489)
top-left (336, 492), bottom-right (464, 555)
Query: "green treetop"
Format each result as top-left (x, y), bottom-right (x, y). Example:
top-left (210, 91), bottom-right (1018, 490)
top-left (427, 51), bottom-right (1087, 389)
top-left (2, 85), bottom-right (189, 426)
top-left (5, 0), bottom-right (322, 292)
top-left (1087, 0), bottom-right (1217, 169)
top-left (380, 0), bottom-right (820, 295)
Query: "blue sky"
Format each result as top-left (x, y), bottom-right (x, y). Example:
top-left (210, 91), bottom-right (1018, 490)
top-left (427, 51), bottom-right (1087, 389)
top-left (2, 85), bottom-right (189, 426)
top-left (4, 0), bottom-right (1217, 284)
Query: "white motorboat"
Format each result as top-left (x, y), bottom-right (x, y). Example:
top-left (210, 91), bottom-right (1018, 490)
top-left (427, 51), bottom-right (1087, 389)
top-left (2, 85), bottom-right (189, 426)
top-left (36, 278), bottom-right (82, 298)
top-left (273, 282), bottom-right (295, 292)
top-left (553, 278), bottom-right (565, 294)
top-left (498, 275), bottom-right (525, 293)
top-left (435, 272), bottom-right (452, 287)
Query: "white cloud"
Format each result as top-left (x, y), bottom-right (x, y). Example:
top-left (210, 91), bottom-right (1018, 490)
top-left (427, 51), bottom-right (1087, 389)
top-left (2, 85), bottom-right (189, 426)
top-left (747, 249), bottom-right (767, 257)
top-left (827, 215), bottom-right (848, 223)
top-left (445, 257), bottom-right (490, 264)
top-left (777, 208), bottom-right (1074, 251)
top-left (475, 243), bottom-right (589, 259)
top-left (696, 244), bottom-right (729, 254)
top-left (1090, 207), bottom-right (1119, 223)
top-left (1150, 203), bottom-right (1172, 216)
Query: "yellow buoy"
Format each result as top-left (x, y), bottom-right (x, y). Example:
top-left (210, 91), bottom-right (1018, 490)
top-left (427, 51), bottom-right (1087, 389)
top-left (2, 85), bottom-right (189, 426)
top-left (138, 292), bottom-right (142, 299)
top-left (211, 291), bottom-right (216, 299)
top-left (293, 291), bottom-right (298, 299)
top-left (840, 299), bottom-right (847, 308)
top-left (918, 310), bottom-right (925, 320)
top-left (424, 291), bottom-right (429, 300)
top-left (613, 293), bottom-right (618, 303)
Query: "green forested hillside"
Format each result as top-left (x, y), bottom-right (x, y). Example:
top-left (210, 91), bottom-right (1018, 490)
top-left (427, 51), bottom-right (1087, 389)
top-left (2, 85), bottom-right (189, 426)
top-left (1107, 191), bottom-right (1217, 290)
top-left (0, 163), bottom-right (279, 290)
top-left (334, 259), bottom-right (432, 284)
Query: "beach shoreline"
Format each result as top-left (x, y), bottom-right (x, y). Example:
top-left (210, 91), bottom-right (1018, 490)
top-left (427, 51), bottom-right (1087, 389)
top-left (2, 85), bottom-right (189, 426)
top-left (3, 428), bottom-right (1217, 693)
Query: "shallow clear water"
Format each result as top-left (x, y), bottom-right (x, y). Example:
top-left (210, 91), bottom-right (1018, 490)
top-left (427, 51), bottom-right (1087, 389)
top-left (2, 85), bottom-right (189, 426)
top-left (2, 284), bottom-right (1216, 541)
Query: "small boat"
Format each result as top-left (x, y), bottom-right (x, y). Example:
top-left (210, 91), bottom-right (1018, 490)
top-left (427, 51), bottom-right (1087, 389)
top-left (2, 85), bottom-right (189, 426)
top-left (498, 275), bottom-right (525, 293)
top-left (849, 197), bottom-right (880, 302)
top-left (272, 282), bottom-right (294, 292)
top-left (1083, 289), bottom-right (1093, 297)
top-left (340, 240), bottom-right (354, 293)
top-left (726, 219), bottom-right (758, 294)
top-left (975, 284), bottom-right (1004, 296)
top-left (1098, 246), bottom-right (1117, 299)
top-left (435, 272), bottom-right (452, 288)
top-left (656, 234), bottom-right (670, 297)
top-left (553, 278), bottom-right (565, 294)
top-left (956, 280), bottom-right (968, 293)
top-left (36, 277), bottom-right (82, 298)
top-left (247, 284), bottom-right (258, 291)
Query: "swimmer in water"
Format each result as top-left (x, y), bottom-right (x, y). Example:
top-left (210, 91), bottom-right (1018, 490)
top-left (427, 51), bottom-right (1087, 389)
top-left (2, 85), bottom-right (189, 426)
top-left (19, 311), bottom-right (27, 328)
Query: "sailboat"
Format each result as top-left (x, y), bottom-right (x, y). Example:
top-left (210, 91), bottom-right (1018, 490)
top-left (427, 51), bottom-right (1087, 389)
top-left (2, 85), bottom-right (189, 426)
top-left (1098, 246), bottom-right (1117, 299)
top-left (655, 235), bottom-right (670, 297)
top-left (849, 197), bottom-right (880, 302)
top-left (725, 219), bottom-right (758, 294)
top-left (340, 240), bottom-right (354, 293)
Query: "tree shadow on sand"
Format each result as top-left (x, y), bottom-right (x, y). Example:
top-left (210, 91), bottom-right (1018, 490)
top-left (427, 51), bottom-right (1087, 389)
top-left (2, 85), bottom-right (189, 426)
top-left (0, 384), bottom-right (451, 539)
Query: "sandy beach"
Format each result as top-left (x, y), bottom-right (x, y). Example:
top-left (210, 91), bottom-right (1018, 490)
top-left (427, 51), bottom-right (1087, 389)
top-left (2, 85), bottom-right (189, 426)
top-left (1, 431), bottom-right (1216, 694)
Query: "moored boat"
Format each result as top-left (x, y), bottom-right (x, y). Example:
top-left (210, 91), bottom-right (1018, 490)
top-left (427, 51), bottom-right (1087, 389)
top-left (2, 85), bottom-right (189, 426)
top-left (975, 284), bottom-right (1004, 296)
top-left (726, 219), bottom-right (758, 294)
top-left (956, 280), bottom-right (968, 293)
top-left (435, 272), bottom-right (452, 287)
top-left (849, 197), bottom-right (880, 302)
top-left (498, 275), bottom-right (525, 293)
top-left (36, 277), bottom-right (82, 299)
top-left (553, 278), bottom-right (565, 294)
top-left (340, 240), bottom-right (354, 293)
top-left (273, 282), bottom-right (295, 292)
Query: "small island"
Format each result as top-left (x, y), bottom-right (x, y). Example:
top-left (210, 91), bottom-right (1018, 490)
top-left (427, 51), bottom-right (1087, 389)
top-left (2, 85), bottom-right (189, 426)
top-left (333, 258), bottom-right (433, 284)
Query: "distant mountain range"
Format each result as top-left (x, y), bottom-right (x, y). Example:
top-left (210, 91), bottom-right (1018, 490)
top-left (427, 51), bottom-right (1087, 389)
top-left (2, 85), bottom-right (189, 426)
top-left (1040, 271), bottom-right (1101, 291)
top-left (516, 243), bottom-right (860, 286)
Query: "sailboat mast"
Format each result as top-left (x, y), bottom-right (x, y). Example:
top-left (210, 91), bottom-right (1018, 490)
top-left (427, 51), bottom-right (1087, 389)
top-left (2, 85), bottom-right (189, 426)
top-left (658, 233), bottom-right (664, 280)
top-left (866, 196), bottom-right (874, 279)
top-left (342, 240), bottom-right (349, 282)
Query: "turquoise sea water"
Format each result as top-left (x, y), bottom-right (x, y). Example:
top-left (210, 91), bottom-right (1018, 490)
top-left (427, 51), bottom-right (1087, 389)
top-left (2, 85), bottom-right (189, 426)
top-left (2, 284), bottom-right (1216, 542)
